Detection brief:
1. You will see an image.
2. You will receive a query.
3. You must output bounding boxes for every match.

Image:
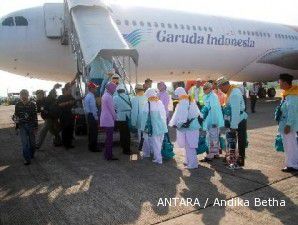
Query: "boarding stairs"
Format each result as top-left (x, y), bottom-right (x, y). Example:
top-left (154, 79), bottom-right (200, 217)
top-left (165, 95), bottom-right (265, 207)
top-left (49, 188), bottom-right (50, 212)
top-left (61, 0), bottom-right (139, 94)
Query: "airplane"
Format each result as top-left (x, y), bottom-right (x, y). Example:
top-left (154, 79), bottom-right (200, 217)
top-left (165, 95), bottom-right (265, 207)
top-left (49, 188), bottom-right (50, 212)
top-left (0, 1), bottom-right (297, 96)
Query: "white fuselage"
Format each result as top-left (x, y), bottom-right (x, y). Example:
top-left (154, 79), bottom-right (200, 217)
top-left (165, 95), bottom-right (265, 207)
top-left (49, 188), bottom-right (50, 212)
top-left (0, 3), bottom-right (297, 82)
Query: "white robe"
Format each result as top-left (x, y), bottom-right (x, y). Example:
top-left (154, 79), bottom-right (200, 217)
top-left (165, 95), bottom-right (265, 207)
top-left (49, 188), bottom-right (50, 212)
top-left (281, 131), bottom-right (298, 169)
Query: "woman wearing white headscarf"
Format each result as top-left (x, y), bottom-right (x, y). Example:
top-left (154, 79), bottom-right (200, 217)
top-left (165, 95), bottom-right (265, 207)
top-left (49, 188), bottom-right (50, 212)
top-left (140, 88), bottom-right (168, 164)
top-left (169, 87), bottom-right (201, 169)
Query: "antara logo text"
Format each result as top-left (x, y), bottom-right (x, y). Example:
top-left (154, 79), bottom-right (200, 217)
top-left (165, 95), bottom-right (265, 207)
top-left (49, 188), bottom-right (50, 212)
top-left (157, 30), bottom-right (255, 47)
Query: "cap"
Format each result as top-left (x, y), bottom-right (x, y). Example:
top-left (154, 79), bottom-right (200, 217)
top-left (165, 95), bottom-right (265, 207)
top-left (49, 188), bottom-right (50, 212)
top-left (203, 82), bottom-right (213, 90)
top-left (196, 78), bottom-right (202, 82)
top-left (135, 84), bottom-right (144, 90)
top-left (87, 82), bottom-right (98, 89)
top-left (35, 90), bottom-right (45, 95)
top-left (145, 88), bottom-right (157, 98)
top-left (145, 78), bottom-right (153, 83)
top-left (279, 73), bottom-right (293, 82)
top-left (112, 74), bottom-right (120, 79)
top-left (174, 87), bottom-right (187, 97)
top-left (107, 68), bottom-right (115, 76)
top-left (216, 76), bottom-right (229, 87)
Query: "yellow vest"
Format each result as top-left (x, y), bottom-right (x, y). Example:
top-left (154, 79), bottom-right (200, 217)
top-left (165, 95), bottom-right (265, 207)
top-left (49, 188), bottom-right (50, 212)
top-left (190, 86), bottom-right (204, 106)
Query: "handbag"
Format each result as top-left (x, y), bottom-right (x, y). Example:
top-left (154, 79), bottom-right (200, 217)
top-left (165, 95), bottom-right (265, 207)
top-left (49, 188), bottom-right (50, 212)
top-left (219, 135), bottom-right (226, 151)
top-left (274, 100), bottom-right (285, 123)
top-left (161, 133), bottom-right (175, 160)
top-left (196, 130), bottom-right (209, 154)
top-left (274, 134), bottom-right (284, 152)
top-left (144, 101), bottom-right (153, 136)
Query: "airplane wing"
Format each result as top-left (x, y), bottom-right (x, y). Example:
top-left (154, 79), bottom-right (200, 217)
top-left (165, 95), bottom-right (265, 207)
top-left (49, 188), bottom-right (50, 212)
top-left (257, 48), bottom-right (298, 70)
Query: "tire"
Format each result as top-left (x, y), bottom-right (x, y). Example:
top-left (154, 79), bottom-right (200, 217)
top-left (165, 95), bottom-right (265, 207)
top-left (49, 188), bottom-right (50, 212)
top-left (267, 88), bottom-right (276, 98)
top-left (258, 87), bottom-right (267, 98)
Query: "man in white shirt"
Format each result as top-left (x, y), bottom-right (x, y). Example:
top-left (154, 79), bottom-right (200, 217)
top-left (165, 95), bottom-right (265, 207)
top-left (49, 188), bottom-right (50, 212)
top-left (249, 83), bottom-right (259, 113)
top-left (84, 82), bottom-right (100, 152)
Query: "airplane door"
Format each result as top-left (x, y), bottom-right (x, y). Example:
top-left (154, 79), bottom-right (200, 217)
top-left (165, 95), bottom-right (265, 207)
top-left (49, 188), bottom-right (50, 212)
top-left (43, 3), bottom-right (63, 38)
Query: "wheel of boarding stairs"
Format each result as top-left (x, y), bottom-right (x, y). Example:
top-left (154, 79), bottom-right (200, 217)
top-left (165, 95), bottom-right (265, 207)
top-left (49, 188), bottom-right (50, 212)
top-left (258, 87), bottom-right (267, 98)
top-left (267, 88), bottom-right (276, 98)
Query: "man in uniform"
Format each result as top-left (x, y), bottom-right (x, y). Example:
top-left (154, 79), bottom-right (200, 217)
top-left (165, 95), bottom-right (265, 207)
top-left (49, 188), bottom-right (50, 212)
top-left (249, 82), bottom-right (259, 113)
top-left (58, 83), bottom-right (75, 149)
top-left (189, 78), bottom-right (204, 110)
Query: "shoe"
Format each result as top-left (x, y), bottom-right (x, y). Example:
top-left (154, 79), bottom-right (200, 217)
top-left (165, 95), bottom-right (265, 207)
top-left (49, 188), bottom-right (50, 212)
top-left (200, 157), bottom-right (212, 162)
top-left (281, 167), bottom-right (298, 173)
top-left (24, 160), bottom-right (31, 165)
top-left (214, 155), bottom-right (220, 159)
top-left (89, 148), bottom-right (101, 152)
top-left (123, 151), bottom-right (132, 155)
top-left (186, 166), bottom-right (198, 169)
top-left (107, 157), bottom-right (119, 161)
top-left (237, 157), bottom-right (245, 167)
top-left (152, 159), bottom-right (162, 164)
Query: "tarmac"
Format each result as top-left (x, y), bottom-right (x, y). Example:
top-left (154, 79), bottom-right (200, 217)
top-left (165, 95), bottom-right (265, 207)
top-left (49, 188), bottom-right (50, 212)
top-left (0, 98), bottom-right (297, 225)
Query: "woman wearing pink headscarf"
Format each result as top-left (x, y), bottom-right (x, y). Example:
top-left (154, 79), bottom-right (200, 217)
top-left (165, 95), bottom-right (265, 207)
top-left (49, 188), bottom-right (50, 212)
top-left (157, 82), bottom-right (170, 123)
top-left (100, 82), bottom-right (118, 161)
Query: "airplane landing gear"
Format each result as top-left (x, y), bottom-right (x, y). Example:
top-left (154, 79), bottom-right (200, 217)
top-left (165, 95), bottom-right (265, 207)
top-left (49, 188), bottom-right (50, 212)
top-left (257, 82), bottom-right (276, 98)
top-left (267, 88), bottom-right (276, 98)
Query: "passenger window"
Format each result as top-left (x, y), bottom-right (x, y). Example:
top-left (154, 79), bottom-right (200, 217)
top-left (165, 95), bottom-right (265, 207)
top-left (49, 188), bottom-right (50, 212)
top-left (15, 16), bottom-right (28, 26)
top-left (147, 22), bottom-right (152, 27)
top-left (2, 17), bottom-right (14, 26)
top-left (161, 23), bottom-right (165, 28)
top-left (197, 26), bottom-right (202, 31)
top-left (251, 31), bottom-right (254, 36)
top-left (192, 25), bottom-right (196, 30)
top-left (132, 20), bottom-right (137, 26)
top-left (140, 21), bottom-right (144, 26)
top-left (154, 22), bottom-right (158, 28)
top-left (209, 27), bottom-right (213, 32)
top-left (180, 24), bottom-right (184, 30)
top-left (125, 20), bottom-right (129, 26)
top-left (116, 20), bottom-right (121, 25)
top-left (243, 31), bottom-right (246, 35)
top-left (186, 25), bottom-right (190, 30)
top-left (167, 23), bottom-right (172, 29)
top-left (204, 27), bottom-right (208, 31)
top-left (259, 32), bottom-right (263, 37)
top-left (255, 32), bottom-right (259, 37)
top-left (267, 33), bottom-right (270, 37)
top-left (247, 31), bottom-right (250, 35)
top-left (238, 30), bottom-right (242, 35)
top-left (174, 24), bottom-right (178, 29)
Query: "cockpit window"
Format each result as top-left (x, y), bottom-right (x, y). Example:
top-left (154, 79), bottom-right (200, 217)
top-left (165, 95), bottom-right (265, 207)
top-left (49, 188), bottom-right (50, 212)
top-left (2, 17), bottom-right (14, 26)
top-left (15, 16), bottom-right (28, 26)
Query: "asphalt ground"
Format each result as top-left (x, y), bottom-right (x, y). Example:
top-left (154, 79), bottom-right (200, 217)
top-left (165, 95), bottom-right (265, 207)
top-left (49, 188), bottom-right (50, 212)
top-left (0, 98), bottom-right (297, 225)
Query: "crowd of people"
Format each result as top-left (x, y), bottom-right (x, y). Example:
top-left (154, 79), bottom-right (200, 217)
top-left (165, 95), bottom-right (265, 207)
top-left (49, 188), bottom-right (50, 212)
top-left (13, 72), bottom-right (298, 173)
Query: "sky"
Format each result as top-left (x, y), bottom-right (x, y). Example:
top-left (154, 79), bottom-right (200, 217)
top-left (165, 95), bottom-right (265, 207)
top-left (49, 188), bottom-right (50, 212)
top-left (0, 0), bottom-right (298, 96)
